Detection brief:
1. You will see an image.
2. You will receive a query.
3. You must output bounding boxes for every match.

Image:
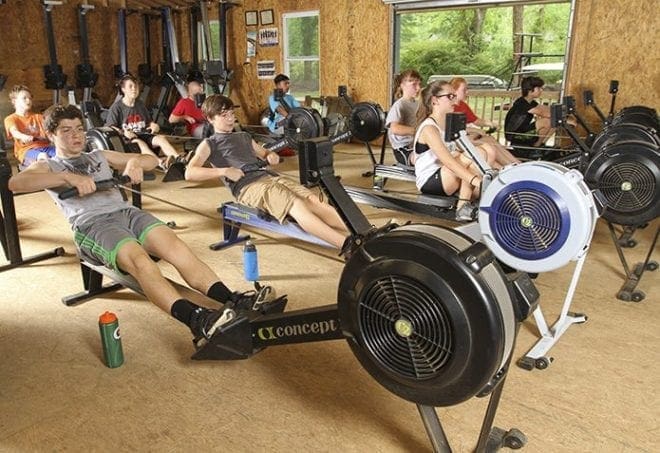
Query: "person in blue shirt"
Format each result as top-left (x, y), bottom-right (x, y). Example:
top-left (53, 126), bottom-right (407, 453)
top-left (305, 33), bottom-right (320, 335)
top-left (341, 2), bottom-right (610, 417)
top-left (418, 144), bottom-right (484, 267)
top-left (267, 74), bottom-right (301, 136)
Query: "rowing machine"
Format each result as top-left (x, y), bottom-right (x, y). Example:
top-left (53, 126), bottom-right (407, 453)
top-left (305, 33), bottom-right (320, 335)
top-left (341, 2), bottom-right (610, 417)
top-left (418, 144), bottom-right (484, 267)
top-left (195, 135), bottom-right (540, 451)
top-left (448, 111), bottom-right (602, 370)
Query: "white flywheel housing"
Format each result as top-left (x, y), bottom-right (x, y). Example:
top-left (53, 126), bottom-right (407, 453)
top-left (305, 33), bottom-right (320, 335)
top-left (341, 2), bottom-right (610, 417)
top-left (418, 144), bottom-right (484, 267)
top-left (478, 161), bottom-right (599, 273)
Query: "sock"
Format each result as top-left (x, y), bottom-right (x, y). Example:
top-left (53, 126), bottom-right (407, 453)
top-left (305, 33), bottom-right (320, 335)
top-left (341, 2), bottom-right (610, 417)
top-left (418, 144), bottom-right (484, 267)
top-left (171, 299), bottom-right (204, 327)
top-left (206, 281), bottom-right (233, 304)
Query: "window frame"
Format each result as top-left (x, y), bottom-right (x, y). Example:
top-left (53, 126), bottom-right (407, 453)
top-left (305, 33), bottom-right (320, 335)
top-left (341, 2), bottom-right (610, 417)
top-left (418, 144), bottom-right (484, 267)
top-left (282, 10), bottom-right (321, 99)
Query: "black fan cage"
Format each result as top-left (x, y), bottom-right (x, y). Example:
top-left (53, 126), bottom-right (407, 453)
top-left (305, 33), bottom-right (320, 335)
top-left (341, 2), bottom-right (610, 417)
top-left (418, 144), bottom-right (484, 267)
top-left (284, 110), bottom-right (321, 145)
top-left (488, 183), bottom-right (569, 260)
top-left (358, 275), bottom-right (453, 380)
top-left (596, 161), bottom-right (656, 213)
top-left (349, 103), bottom-right (384, 142)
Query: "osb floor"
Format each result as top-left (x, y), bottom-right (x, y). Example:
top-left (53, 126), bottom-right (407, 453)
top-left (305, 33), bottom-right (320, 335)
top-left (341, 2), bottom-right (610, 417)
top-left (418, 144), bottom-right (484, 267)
top-left (0, 144), bottom-right (658, 452)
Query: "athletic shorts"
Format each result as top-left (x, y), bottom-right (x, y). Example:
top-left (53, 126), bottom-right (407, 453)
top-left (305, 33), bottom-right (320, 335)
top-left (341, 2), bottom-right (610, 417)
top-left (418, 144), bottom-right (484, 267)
top-left (420, 169), bottom-right (451, 197)
top-left (136, 132), bottom-right (157, 149)
top-left (237, 175), bottom-right (317, 223)
top-left (73, 208), bottom-right (164, 271)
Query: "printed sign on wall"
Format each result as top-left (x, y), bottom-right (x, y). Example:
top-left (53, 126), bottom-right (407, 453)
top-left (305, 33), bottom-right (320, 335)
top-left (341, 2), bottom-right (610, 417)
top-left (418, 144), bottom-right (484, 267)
top-left (258, 28), bottom-right (279, 47)
top-left (257, 60), bottom-right (276, 79)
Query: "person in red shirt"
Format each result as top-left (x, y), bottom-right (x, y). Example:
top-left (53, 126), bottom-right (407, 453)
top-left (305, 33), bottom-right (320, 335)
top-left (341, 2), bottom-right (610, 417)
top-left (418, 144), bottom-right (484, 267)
top-left (450, 77), bottom-right (518, 167)
top-left (169, 76), bottom-right (207, 138)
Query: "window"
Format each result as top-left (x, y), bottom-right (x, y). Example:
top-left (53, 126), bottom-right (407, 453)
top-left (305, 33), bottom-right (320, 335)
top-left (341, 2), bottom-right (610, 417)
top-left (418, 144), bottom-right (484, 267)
top-left (283, 11), bottom-right (320, 99)
top-left (200, 20), bottom-right (221, 62)
top-left (392, 1), bottom-right (573, 93)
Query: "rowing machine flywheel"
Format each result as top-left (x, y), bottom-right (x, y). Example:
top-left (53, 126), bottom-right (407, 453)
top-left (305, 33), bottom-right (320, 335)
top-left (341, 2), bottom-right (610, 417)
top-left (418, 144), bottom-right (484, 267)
top-left (583, 140), bottom-right (659, 226)
top-left (590, 124), bottom-right (659, 153)
top-left (348, 102), bottom-right (386, 142)
top-left (479, 162), bottom-right (599, 273)
top-left (611, 107), bottom-right (659, 131)
top-left (338, 224), bottom-right (517, 407)
top-left (284, 108), bottom-right (324, 147)
top-left (86, 127), bottom-right (131, 153)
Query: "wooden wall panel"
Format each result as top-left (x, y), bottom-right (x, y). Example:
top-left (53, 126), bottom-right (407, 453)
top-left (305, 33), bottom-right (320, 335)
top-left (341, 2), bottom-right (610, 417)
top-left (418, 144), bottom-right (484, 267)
top-left (226, 0), bottom-right (390, 124)
top-left (566, 0), bottom-right (659, 127)
top-left (228, 0), bottom-right (317, 125)
top-left (0, 2), bottom-right (178, 118)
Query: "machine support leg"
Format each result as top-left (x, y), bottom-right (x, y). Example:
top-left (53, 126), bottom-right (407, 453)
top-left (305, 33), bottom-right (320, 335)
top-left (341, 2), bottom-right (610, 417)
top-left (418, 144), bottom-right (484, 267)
top-left (417, 405), bottom-right (451, 453)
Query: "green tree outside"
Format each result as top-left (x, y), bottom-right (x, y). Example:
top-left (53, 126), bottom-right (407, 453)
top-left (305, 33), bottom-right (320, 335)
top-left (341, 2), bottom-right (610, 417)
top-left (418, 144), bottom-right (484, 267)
top-left (397, 3), bottom-right (570, 88)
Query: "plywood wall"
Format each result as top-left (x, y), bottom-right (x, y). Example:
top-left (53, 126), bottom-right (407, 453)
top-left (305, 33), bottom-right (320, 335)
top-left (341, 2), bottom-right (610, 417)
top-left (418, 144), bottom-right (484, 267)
top-left (0, 0), bottom-right (657, 129)
top-left (227, 0), bottom-right (389, 125)
top-left (566, 0), bottom-right (660, 127)
top-left (0, 2), bottom-right (192, 119)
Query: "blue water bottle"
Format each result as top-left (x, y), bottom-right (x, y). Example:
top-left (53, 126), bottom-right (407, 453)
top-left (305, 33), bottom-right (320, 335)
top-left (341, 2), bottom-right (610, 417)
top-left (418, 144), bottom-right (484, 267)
top-left (243, 240), bottom-right (259, 281)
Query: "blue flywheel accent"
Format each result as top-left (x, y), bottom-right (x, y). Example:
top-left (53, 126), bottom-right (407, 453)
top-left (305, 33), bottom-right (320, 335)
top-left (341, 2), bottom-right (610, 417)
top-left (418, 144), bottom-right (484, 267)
top-left (481, 181), bottom-right (571, 261)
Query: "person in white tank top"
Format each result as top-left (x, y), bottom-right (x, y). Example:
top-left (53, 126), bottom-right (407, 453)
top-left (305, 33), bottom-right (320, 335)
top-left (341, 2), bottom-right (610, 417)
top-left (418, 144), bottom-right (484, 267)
top-left (413, 81), bottom-right (489, 221)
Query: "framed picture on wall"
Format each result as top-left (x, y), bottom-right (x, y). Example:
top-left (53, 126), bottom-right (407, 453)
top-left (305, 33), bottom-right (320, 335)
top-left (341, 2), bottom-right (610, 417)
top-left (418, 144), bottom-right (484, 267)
top-left (260, 9), bottom-right (274, 26)
top-left (245, 10), bottom-right (258, 26)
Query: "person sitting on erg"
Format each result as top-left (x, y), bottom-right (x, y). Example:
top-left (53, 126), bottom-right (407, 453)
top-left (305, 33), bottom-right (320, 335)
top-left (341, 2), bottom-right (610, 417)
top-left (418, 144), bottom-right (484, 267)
top-left (504, 76), bottom-right (556, 152)
top-left (266, 73), bottom-right (301, 136)
top-left (185, 94), bottom-right (350, 250)
top-left (450, 77), bottom-right (519, 167)
top-left (414, 81), bottom-right (485, 222)
top-left (8, 104), bottom-right (279, 346)
top-left (3, 85), bottom-right (56, 167)
top-left (385, 69), bottom-right (422, 166)
top-left (105, 74), bottom-right (185, 169)
top-left (168, 75), bottom-right (207, 139)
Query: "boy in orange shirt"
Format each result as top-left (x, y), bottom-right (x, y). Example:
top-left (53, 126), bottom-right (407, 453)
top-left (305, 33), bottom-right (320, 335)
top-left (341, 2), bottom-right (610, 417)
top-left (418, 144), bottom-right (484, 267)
top-left (4, 85), bottom-right (56, 166)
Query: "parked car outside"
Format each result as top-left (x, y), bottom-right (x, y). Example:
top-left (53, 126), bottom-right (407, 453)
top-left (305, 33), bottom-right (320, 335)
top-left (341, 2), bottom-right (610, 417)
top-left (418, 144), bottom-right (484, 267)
top-left (427, 74), bottom-right (507, 89)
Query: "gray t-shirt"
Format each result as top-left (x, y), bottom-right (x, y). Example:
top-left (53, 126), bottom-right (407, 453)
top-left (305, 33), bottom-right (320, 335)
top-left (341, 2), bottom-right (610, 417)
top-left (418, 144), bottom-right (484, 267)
top-left (205, 131), bottom-right (274, 197)
top-left (104, 99), bottom-right (153, 133)
top-left (45, 151), bottom-right (131, 230)
top-left (386, 97), bottom-right (419, 149)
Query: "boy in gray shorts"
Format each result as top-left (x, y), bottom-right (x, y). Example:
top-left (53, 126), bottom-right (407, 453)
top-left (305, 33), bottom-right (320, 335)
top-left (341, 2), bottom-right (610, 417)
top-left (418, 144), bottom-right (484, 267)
top-left (185, 94), bottom-right (350, 250)
top-left (8, 104), bottom-right (279, 346)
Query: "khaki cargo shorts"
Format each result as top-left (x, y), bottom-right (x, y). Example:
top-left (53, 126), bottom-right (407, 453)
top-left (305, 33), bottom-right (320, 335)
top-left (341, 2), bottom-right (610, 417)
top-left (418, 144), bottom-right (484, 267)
top-left (237, 175), bottom-right (318, 223)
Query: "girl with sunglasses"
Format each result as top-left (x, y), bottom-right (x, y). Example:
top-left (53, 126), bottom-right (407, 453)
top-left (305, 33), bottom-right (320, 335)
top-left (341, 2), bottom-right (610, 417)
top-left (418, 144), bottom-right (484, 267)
top-left (413, 81), bottom-right (490, 221)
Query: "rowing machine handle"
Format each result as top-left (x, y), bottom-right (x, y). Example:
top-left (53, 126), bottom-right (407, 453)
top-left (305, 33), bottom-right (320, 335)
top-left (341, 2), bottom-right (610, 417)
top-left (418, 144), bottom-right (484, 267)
top-left (608, 80), bottom-right (619, 94)
top-left (240, 157), bottom-right (281, 174)
top-left (550, 103), bottom-right (566, 128)
top-left (563, 96), bottom-right (576, 112)
top-left (58, 175), bottom-right (131, 200)
top-left (337, 85), bottom-right (354, 108)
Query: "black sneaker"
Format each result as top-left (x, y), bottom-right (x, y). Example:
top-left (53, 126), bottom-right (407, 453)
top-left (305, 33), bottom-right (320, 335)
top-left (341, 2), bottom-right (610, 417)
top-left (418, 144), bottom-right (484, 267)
top-left (229, 284), bottom-right (277, 311)
top-left (190, 307), bottom-right (237, 341)
top-left (455, 202), bottom-right (479, 222)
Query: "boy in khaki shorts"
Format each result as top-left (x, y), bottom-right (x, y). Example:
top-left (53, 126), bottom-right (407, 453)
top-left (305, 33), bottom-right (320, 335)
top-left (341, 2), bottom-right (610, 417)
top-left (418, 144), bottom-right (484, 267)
top-left (185, 94), bottom-right (349, 249)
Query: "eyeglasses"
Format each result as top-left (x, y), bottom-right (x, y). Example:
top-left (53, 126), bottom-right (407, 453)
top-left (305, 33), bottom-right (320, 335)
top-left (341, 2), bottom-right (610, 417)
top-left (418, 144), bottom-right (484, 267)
top-left (436, 93), bottom-right (456, 101)
top-left (219, 109), bottom-right (236, 118)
